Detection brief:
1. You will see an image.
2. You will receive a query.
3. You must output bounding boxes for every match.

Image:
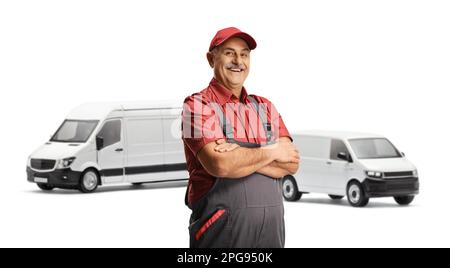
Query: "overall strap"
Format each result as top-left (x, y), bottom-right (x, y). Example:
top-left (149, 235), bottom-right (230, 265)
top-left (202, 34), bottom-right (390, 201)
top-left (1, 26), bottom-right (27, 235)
top-left (209, 102), bottom-right (235, 142)
top-left (247, 96), bottom-right (274, 145)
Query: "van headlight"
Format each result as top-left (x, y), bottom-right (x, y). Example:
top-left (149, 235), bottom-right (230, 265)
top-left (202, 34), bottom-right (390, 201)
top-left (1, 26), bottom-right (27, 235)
top-left (57, 157), bottom-right (76, 169)
top-left (366, 171), bottom-right (383, 178)
top-left (27, 156), bottom-right (31, 167)
top-left (412, 169), bottom-right (418, 177)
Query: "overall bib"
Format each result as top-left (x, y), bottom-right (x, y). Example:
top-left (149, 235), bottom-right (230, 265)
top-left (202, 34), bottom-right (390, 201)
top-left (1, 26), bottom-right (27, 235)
top-left (187, 96), bottom-right (285, 248)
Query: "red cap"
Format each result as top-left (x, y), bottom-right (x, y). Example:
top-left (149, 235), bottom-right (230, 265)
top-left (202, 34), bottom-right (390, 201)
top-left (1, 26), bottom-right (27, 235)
top-left (209, 27), bottom-right (257, 52)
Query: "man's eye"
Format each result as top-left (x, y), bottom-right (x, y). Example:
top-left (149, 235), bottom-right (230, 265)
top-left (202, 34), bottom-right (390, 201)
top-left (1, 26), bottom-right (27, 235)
top-left (225, 52), bottom-right (234, 56)
top-left (241, 54), bottom-right (248, 58)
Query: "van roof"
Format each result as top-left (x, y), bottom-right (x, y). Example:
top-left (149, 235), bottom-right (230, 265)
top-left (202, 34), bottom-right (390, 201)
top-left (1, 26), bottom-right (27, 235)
top-left (66, 100), bottom-right (183, 120)
top-left (292, 130), bottom-right (385, 140)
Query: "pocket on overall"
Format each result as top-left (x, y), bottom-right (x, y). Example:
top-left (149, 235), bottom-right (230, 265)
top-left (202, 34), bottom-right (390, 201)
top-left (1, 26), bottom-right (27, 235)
top-left (189, 208), bottom-right (231, 248)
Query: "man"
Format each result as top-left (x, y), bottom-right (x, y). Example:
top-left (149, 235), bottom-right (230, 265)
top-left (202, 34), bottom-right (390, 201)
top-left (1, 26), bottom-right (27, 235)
top-left (181, 27), bottom-right (300, 248)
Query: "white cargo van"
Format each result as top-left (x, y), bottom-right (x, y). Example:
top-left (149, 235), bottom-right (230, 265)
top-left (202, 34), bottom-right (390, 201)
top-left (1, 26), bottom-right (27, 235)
top-left (283, 131), bottom-right (419, 207)
top-left (27, 101), bottom-right (188, 193)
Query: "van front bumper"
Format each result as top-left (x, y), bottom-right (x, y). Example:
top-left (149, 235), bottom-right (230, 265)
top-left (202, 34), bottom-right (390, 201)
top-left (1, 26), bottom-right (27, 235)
top-left (362, 177), bottom-right (419, 197)
top-left (27, 167), bottom-right (81, 189)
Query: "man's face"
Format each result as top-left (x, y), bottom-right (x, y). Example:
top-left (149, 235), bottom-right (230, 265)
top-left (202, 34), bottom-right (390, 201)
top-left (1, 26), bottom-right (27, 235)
top-left (208, 37), bottom-right (251, 91)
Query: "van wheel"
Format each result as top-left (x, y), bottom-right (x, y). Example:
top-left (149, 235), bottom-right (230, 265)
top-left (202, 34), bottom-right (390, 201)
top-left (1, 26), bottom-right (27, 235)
top-left (347, 181), bottom-right (369, 207)
top-left (282, 176), bottom-right (302, 201)
top-left (394, 196), bottom-right (415, 206)
top-left (37, 183), bottom-right (54, 191)
top-left (329, 195), bottom-right (344, 200)
top-left (79, 169), bottom-right (99, 193)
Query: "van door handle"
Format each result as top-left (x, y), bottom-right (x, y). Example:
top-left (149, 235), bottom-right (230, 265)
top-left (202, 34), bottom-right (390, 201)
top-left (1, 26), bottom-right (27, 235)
top-left (115, 148), bottom-right (123, 152)
top-left (326, 161), bottom-right (332, 165)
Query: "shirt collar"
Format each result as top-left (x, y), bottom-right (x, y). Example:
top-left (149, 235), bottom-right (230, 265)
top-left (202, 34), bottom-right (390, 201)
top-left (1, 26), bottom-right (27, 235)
top-left (209, 78), bottom-right (249, 106)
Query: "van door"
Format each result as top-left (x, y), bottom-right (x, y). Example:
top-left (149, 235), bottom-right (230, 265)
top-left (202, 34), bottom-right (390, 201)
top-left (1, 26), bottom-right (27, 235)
top-left (325, 139), bottom-right (352, 195)
top-left (161, 109), bottom-right (188, 182)
top-left (124, 110), bottom-right (165, 183)
top-left (295, 136), bottom-right (331, 192)
top-left (97, 119), bottom-right (125, 184)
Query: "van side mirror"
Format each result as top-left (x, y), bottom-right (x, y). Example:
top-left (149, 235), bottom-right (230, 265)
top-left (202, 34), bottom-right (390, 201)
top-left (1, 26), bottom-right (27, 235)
top-left (337, 152), bottom-right (352, 162)
top-left (401, 152), bottom-right (405, 157)
top-left (96, 136), bottom-right (104, 151)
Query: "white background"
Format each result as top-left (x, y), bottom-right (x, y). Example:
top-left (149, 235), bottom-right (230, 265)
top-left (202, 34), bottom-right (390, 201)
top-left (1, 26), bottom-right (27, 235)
top-left (1, 0), bottom-right (449, 247)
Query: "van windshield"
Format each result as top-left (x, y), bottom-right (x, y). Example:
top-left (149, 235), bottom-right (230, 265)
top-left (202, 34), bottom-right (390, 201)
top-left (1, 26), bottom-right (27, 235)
top-left (50, 120), bottom-right (99, 143)
top-left (349, 138), bottom-right (402, 159)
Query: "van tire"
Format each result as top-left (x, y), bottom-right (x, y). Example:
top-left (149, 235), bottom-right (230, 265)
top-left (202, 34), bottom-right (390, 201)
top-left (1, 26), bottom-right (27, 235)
top-left (394, 195), bottom-right (415, 206)
top-left (282, 176), bottom-right (302, 201)
top-left (79, 169), bottom-right (99, 193)
top-left (347, 181), bottom-right (369, 207)
top-left (37, 183), bottom-right (54, 191)
top-left (132, 183), bottom-right (144, 186)
top-left (329, 195), bottom-right (344, 200)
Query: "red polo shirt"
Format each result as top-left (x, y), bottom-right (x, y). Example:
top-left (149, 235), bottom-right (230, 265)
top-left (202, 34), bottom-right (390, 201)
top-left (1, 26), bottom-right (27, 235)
top-left (182, 78), bottom-right (291, 205)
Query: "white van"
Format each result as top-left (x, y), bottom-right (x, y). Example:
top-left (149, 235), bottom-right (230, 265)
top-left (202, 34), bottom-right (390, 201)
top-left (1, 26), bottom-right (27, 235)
top-left (27, 101), bottom-right (188, 193)
top-left (283, 130), bottom-right (419, 207)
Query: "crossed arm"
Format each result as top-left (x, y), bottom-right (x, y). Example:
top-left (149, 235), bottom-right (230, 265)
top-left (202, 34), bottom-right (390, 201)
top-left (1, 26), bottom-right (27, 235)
top-left (257, 157), bottom-right (300, 179)
top-left (197, 137), bottom-right (300, 179)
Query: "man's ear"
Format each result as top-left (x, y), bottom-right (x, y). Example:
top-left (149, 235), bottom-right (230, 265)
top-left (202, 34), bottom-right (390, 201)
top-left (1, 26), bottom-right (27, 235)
top-left (206, 52), bottom-right (215, 68)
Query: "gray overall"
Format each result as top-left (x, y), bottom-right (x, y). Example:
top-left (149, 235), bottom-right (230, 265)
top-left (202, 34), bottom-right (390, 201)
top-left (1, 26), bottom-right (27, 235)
top-left (187, 96), bottom-right (285, 248)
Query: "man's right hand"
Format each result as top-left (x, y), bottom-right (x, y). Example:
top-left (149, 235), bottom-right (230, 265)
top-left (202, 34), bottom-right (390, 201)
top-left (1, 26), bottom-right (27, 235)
top-left (267, 139), bottom-right (300, 164)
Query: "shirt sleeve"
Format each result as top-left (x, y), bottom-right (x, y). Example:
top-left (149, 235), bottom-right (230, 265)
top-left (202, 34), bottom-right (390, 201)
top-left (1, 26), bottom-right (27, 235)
top-left (181, 94), bottom-right (225, 156)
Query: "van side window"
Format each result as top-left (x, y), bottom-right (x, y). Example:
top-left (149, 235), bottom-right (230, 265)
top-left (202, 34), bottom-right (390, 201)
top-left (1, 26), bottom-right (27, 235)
top-left (298, 137), bottom-right (331, 159)
top-left (330, 139), bottom-right (350, 160)
top-left (98, 120), bottom-right (121, 148)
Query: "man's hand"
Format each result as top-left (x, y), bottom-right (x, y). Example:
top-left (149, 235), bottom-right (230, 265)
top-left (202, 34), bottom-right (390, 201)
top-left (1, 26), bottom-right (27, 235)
top-left (214, 139), bottom-right (240, 153)
top-left (266, 138), bottom-right (300, 164)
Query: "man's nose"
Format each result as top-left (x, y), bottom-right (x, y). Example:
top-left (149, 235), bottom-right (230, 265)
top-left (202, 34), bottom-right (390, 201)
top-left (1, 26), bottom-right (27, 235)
top-left (233, 54), bottom-right (244, 65)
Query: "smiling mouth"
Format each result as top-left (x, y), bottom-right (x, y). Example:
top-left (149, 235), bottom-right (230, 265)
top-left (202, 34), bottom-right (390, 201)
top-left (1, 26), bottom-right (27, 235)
top-left (228, 68), bottom-right (245, 73)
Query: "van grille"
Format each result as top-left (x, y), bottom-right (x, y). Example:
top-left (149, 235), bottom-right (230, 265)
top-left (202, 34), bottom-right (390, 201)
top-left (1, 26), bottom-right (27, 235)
top-left (31, 159), bottom-right (56, 170)
top-left (383, 171), bottom-right (414, 178)
top-left (387, 181), bottom-right (417, 191)
top-left (365, 178), bottom-right (419, 193)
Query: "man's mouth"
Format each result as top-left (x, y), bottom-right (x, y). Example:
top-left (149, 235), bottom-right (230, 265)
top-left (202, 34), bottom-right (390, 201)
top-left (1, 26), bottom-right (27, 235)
top-left (228, 68), bottom-right (244, 73)
top-left (225, 63), bottom-right (246, 73)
